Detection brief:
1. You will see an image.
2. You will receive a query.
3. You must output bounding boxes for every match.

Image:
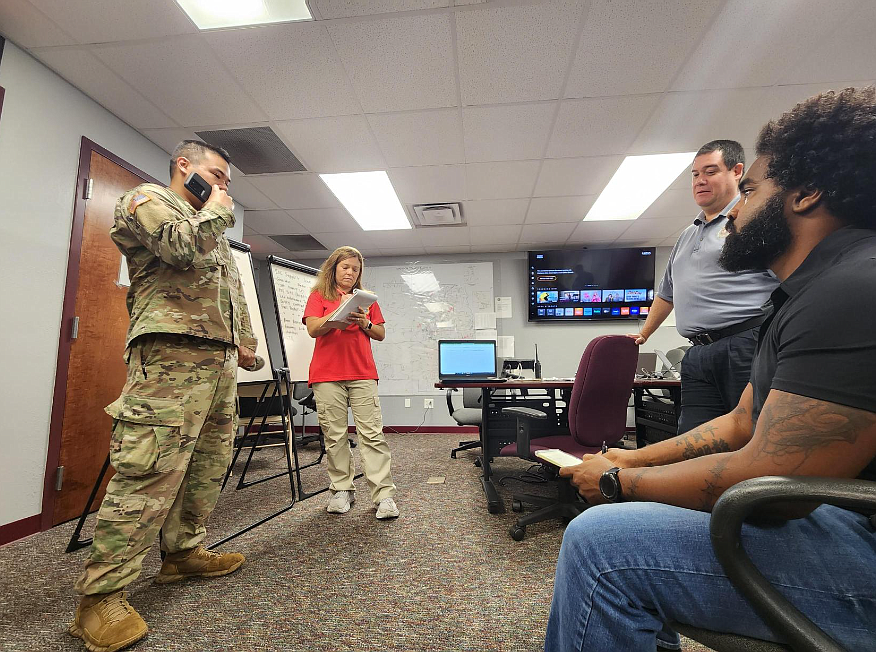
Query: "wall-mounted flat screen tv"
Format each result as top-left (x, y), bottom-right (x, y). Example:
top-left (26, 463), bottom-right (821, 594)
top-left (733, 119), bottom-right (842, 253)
top-left (528, 248), bottom-right (656, 321)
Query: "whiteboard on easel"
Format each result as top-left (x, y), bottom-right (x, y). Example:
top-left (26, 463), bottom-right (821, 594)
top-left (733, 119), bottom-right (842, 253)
top-left (229, 240), bottom-right (274, 384)
top-left (268, 255), bottom-right (320, 383)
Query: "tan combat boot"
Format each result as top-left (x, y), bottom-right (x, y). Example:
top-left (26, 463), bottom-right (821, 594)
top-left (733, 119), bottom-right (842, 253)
top-left (68, 591), bottom-right (148, 652)
top-left (154, 546), bottom-right (244, 584)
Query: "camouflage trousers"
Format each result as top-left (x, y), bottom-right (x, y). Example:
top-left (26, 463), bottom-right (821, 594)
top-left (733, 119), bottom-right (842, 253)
top-left (75, 333), bottom-right (238, 595)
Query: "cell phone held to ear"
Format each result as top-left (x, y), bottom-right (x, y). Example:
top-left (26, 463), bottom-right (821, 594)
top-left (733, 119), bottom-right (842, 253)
top-left (184, 172), bottom-right (212, 203)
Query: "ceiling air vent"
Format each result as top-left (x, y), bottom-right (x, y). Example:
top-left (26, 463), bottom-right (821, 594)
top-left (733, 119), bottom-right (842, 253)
top-left (195, 126), bottom-right (306, 174)
top-left (410, 203), bottom-right (464, 227)
top-left (269, 234), bottom-right (327, 251)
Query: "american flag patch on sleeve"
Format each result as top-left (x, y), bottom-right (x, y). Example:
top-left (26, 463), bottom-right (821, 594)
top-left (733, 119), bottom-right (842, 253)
top-left (128, 193), bottom-right (152, 214)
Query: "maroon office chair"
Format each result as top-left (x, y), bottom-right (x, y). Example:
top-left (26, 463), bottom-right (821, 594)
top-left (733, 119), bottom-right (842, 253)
top-left (500, 335), bottom-right (638, 540)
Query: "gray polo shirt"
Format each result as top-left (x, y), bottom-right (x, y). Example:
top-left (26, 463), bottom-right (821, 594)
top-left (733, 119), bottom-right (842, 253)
top-left (657, 196), bottom-right (779, 338)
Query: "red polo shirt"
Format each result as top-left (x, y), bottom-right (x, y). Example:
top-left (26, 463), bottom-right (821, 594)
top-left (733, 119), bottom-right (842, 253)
top-left (302, 290), bottom-right (385, 384)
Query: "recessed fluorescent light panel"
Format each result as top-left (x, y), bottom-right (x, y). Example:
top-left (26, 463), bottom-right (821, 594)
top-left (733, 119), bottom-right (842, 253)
top-left (175, 0), bottom-right (311, 30)
top-left (584, 152), bottom-right (696, 221)
top-left (319, 171), bottom-right (411, 231)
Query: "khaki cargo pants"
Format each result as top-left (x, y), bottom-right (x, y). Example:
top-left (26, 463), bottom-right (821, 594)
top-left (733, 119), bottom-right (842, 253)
top-left (75, 333), bottom-right (237, 595)
top-left (312, 379), bottom-right (396, 504)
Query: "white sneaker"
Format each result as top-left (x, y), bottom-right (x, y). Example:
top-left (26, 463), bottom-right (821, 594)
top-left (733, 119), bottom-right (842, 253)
top-left (327, 490), bottom-right (354, 514)
top-left (375, 497), bottom-right (399, 520)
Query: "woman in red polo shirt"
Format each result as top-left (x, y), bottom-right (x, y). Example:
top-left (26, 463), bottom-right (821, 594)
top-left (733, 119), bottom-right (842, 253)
top-left (303, 246), bottom-right (398, 520)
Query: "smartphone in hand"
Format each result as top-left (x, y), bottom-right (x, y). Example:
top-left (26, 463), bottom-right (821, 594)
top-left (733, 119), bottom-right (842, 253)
top-left (184, 172), bottom-right (212, 203)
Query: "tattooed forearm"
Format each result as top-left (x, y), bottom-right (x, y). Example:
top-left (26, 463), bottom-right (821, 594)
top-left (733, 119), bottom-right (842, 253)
top-left (700, 456), bottom-right (731, 510)
top-left (753, 394), bottom-right (876, 472)
top-left (674, 424), bottom-right (732, 460)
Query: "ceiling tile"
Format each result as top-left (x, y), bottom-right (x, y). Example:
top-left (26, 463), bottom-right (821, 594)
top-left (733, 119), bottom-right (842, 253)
top-left (0, 0), bottom-right (75, 48)
top-left (565, 0), bottom-right (719, 98)
top-left (630, 87), bottom-right (771, 153)
top-left (368, 109), bottom-right (464, 167)
top-left (243, 224), bottom-right (259, 235)
top-left (314, 0), bottom-right (449, 19)
top-left (33, 48), bottom-right (177, 130)
top-left (567, 220), bottom-right (631, 243)
top-left (413, 226), bottom-right (470, 246)
top-left (140, 128), bottom-right (198, 154)
top-left (779, 2), bottom-right (876, 85)
top-left (376, 246), bottom-right (428, 256)
top-left (243, 210), bottom-right (306, 235)
top-left (204, 23), bottom-right (360, 121)
top-left (373, 229), bottom-right (422, 248)
top-left (28, 0), bottom-right (197, 44)
top-left (640, 188), bottom-right (696, 220)
top-left (93, 37), bottom-right (266, 127)
top-left (286, 208), bottom-right (359, 232)
top-left (761, 82), bottom-right (873, 125)
top-left (425, 245), bottom-right (471, 254)
top-left (533, 156), bottom-right (623, 197)
top-left (519, 221), bottom-right (577, 244)
top-left (462, 103), bottom-right (554, 162)
top-left (226, 177), bottom-right (278, 210)
top-left (243, 234), bottom-right (288, 255)
top-left (456, 0), bottom-right (583, 105)
top-left (470, 244), bottom-right (516, 253)
top-left (311, 232), bottom-right (380, 252)
top-left (526, 196), bottom-right (596, 224)
top-left (547, 95), bottom-right (661, 158)
top-left (276, 115), bottom-right (385, 173)
top-left (671, 0), bottom-right (858, 91)
top-left (462, 198), bottom-right (529, 226)
top-left (327, 13), bottom-right (456, 112)
top-left (388, 165), bottom-right (465, 203)
top-left (248, 174), bottom-right (341, 209)
top-left (469, 224), bottom-right (521, 245)
top-left (463, 160), bottom-right (540, 200)
top-left (616, 217), bottom-right (686, 240)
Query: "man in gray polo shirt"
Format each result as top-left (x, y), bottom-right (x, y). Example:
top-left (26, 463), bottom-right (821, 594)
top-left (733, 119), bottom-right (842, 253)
top-left (629, 140), bottom-right (778, 434)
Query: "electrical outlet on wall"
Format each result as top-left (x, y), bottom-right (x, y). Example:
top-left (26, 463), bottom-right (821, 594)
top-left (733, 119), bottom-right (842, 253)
top-left (424, 398), bottom-right (434, 409)
top-left (405, 398), bottom-right (411, 408)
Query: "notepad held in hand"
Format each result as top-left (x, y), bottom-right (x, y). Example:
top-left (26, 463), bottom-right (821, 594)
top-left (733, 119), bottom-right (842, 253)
top-left (535, 449), bottom-right (584, 468)
top-left (325, 288), bottom-right (379, 329)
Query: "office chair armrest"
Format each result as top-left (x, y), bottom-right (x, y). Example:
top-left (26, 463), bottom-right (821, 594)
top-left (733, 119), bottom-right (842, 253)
top-left (710, 476), bottom-right (876, 652)
top-left (501, 407), bottom-right (548, 460)
top-left (445, 388), bottom-right (457, 417)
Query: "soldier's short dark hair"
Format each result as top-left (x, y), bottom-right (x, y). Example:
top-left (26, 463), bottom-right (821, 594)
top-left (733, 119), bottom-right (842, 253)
top-left (756, 86), bottom-right (876, 230)
top-left (695, 139), bottom-right (745, 171)
top-left (169, 140), bottom-right (231, 180)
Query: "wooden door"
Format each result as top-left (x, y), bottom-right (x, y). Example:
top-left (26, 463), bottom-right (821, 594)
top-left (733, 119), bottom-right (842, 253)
top-left (51, 150), bottom-right (148, 524)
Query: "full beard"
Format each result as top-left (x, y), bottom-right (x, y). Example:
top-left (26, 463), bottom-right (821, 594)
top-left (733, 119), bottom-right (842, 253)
top-left (718, 193), bottom-right (792, 272)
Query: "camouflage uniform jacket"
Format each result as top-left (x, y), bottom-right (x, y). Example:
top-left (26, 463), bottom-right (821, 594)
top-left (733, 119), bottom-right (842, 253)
top-left (110, 183), bottom-right (257, 351)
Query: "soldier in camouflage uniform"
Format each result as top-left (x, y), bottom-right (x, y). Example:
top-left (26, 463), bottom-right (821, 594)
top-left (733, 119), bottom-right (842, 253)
top-left (69, 141), bottom-right (257, 652)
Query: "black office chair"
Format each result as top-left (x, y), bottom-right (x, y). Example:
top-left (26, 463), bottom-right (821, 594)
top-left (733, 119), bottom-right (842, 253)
top-left (672, 476), bottom-right (876, 652)
top-left (447, 387), bottom-right (483, 460)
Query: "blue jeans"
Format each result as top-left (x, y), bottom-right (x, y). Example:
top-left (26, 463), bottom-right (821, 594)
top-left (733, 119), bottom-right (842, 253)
top-left (545, 502), bottom-right (876, 652)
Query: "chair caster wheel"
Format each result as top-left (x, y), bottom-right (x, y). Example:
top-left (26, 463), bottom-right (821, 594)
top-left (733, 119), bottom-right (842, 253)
top-left (451, 451), bottom-right (457, 459)
top-left (509, 525), bottom-right (526, 541)
top-left (474, 459), bottom-right (482, 467)
top-left (512, 499), bottom-right (523, 512)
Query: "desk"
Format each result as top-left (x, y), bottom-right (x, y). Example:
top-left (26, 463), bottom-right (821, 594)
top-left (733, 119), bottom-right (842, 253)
top-left (436, 378), bottom-right (681, 514)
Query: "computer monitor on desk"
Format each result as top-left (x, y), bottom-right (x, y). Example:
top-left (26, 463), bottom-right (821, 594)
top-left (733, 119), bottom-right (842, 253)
top-left (438, 339), bottom-right (498, 382)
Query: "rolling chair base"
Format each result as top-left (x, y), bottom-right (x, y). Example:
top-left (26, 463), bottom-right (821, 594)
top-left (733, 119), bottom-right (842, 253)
top-left (508, 477), bottom-right (588, 540)
top-left (450, 439), bottom-right (480, 459)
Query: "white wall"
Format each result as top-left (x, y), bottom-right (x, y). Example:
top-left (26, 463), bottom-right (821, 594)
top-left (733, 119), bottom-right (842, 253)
top-left (0, 42), bottom-right (241, 528)
top-left (260, 248), bottom-right (688, 428)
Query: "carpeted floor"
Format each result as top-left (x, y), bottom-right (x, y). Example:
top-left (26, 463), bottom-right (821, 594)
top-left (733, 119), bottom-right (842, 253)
top-left (0, 432), bottom-right (715, 651)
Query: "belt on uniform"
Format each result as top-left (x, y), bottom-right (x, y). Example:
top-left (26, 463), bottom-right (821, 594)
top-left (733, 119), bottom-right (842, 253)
top-left (687, 315), bottom-right (765, 346)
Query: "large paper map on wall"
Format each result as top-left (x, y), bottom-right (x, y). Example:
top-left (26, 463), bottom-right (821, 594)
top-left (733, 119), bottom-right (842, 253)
top-left (366, 262), bottom-right (493, 395)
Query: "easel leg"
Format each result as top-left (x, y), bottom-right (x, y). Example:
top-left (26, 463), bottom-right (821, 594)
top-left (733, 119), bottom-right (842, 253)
top-left (65, 454), bottom-right (111, 553)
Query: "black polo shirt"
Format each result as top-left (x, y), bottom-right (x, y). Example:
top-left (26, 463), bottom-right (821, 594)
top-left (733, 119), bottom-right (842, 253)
top-left (750, 227), bottom-right (876, 481)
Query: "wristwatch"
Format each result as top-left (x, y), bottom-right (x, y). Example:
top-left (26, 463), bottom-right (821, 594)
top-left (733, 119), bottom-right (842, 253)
top-left (599, 467), bottom-right (624, 503)
top-left (364, 321), bottom-right (373, 331)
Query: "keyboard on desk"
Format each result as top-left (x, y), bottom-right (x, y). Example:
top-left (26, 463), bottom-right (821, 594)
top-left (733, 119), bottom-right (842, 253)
top-left (442, 377), bottom-right (508, 383)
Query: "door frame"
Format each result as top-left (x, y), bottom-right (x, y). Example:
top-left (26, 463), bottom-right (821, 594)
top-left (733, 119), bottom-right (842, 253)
top-left (41, 137), bottom-right (161, 531)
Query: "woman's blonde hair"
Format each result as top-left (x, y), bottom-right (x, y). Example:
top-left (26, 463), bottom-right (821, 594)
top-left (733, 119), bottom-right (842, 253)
top-left (313, 246), bottom-right (366, 301)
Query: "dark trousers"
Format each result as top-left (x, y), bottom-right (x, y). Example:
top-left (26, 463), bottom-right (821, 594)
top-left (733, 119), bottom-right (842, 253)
top-left (677, 327), bottom-right (759, 435)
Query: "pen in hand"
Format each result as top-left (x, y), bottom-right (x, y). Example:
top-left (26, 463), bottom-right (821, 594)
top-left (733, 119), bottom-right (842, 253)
top-left (601, 440), bottom-right (607, 454)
